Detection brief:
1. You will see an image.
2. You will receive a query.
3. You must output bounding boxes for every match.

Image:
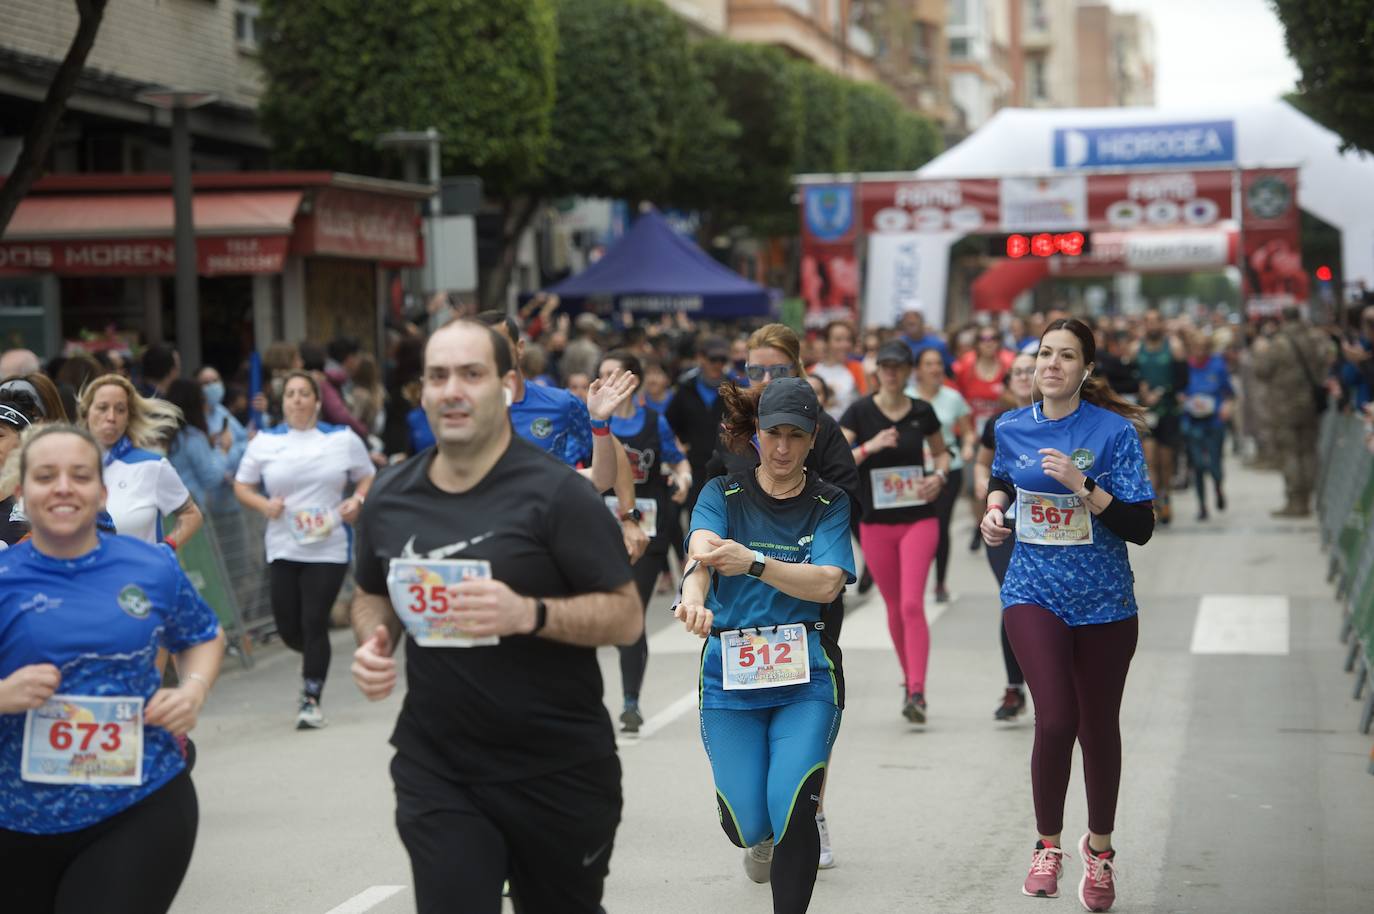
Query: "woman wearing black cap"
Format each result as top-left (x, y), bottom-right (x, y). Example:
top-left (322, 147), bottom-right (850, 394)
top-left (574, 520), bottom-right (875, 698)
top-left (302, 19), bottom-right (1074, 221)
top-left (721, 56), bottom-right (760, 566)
top-left (839, 340), bottom-right (950, 724)
top-left (674, 376), bottom-right (855, 914)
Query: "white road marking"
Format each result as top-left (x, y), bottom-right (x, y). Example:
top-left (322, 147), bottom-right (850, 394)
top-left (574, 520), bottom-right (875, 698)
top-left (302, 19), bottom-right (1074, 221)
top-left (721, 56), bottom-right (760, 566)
top-left (323, 885), bottom-right (407, 913)
top-left (1190, 594), bottom-right (1290, 655)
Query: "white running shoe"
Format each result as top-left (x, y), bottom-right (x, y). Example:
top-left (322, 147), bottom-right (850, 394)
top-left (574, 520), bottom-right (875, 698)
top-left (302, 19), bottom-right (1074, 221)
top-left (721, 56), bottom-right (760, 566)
top-left (296, 697), bottom-right (326, 730)
top-left (743, 838), bottom-right (774, 883)
top-left (816, 813), bottom-right (835, 869)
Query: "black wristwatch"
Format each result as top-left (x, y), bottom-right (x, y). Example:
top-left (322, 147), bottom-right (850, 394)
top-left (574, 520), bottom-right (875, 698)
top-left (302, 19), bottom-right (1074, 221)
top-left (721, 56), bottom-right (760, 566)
top-left (1080, 476), bottom-right (1097, 495)
top-left (619, 507), bottom-right (644, 524)
top-left (747, 550), bottom-right (766, 578)
top-left (530, 598), bottom-right (548, 634)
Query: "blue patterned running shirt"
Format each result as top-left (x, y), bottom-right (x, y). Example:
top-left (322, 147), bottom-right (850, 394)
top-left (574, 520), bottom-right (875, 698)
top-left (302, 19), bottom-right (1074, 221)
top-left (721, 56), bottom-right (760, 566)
top-left (990, 401), bottom-right (1154, 626)
top-left (0, 535), bottom-right (221, 834)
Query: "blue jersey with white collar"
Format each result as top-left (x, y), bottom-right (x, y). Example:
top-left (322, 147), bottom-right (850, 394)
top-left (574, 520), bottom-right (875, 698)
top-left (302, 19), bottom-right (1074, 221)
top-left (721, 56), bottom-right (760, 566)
top-left (990, 401), bottom-right (1154, 626)
top-left (509, 383), bottom-right (593, 467)
top-left (0, 535), bottom-right (220, 834)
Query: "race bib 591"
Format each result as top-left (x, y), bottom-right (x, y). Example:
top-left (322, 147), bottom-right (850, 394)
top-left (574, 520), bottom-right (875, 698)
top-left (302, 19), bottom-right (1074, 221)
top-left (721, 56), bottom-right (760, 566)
top-left (870, 465), bottom-right (928, 510)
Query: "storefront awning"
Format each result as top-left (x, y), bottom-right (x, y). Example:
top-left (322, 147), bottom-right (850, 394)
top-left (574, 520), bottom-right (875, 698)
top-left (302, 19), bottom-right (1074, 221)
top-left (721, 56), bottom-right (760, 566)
top-left (0, 191), bottom-right (303, 275)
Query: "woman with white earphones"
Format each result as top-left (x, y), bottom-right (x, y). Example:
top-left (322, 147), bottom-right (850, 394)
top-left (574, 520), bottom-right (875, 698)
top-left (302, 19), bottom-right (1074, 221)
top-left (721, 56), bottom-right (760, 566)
top-left (980, 318), bottom-right (1155, 913)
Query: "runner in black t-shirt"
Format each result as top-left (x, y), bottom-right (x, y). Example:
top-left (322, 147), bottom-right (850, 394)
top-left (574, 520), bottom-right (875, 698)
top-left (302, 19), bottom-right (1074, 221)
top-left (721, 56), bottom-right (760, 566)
top-left (349, 319), bottom-right (640, 914)
top-left (838, 340), bottom-right (950, 724)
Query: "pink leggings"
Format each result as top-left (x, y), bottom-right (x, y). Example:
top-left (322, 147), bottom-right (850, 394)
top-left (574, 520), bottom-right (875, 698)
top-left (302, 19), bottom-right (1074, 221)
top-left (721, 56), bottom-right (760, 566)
top-left (860, 518), bottom-right (939, 696)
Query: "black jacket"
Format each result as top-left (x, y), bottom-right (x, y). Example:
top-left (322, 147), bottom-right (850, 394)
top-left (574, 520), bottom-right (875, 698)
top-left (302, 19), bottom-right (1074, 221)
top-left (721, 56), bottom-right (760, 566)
top-left (665, 376), bottom-right (727, 503)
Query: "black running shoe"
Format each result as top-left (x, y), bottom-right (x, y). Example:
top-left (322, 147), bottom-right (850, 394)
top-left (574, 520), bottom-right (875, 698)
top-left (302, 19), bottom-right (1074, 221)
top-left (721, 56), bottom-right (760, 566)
top-left (1216, 486), bottom-right (1226, 511)
top-left (902, 692), bottom-right (927, 724)
top-left (619, 706), bottom-right (643, 734)
top-left (857, 567), bottom-right (874, 595)
top-left (994, 687), bottom-right (1026, 722)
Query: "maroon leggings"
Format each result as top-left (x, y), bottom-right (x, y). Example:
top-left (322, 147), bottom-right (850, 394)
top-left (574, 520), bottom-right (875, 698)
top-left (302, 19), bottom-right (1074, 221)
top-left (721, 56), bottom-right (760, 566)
top-left (1003, 604), bottom-right (1138, 837)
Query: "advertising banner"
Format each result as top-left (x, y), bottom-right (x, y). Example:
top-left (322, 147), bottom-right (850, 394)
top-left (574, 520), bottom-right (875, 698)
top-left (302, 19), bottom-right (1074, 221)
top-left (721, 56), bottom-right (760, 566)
top-left (0, 235), bottom-right (290, 276)
top-left (1086, 169), bottom-right (1233, 230)
top-left (799, 184), bottom-right (859, 326)
top-left (999, 176), bottom-right (1087, 232)
top-left (863, 231), bottom-right (953, 329)
top-left (1240, 168), bottom-right (1304, 305)
top-left (1053, 120), bottom-right (1236, 169)
top-left (859, 179), bottom-right (1000, 235)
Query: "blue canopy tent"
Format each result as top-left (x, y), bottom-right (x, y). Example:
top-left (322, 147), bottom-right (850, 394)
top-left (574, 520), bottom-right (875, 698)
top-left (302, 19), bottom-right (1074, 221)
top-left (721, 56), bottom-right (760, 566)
top-left (543, 209), bottom-right (773, 318)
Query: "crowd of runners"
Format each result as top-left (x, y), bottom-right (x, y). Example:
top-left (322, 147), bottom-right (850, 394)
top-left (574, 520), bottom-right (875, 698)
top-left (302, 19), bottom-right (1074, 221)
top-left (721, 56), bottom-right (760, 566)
top-left (0, 294), bottom-right (1361, 914)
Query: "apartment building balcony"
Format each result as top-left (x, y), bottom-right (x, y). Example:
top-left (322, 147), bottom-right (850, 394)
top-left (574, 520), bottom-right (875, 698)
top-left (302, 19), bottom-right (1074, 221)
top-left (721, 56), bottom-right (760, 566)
top-left (728, 0), bottom-right (879, 80)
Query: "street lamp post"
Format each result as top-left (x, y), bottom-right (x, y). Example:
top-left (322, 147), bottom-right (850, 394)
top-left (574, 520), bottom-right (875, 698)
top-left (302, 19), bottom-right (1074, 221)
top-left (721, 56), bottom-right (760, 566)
top-left (376, 128), bottom-right (442, 294)
top-left (136, 89), bottom-right (218, 370)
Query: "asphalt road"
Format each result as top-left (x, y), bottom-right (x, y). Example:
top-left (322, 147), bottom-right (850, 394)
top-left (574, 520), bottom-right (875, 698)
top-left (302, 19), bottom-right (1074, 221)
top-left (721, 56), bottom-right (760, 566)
top-left (172, 459), bottom-right (1374, 914)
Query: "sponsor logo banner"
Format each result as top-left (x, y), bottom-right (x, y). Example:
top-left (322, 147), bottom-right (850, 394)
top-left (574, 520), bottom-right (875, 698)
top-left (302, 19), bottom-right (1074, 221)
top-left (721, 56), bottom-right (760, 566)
top-left (1053, 120), bottom-right (1236, 169)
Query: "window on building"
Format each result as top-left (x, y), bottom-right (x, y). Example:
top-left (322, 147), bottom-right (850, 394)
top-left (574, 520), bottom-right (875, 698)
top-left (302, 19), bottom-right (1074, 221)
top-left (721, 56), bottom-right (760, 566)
top-left (949, 0), bottom-right (969, 28)
top-left (911, 21), bottom-right (933, 67)
top-left (949, 36), bottom-right (970, 60)
top-left (235, 2), bottom-right (262, 53)
top-left (1025, 0), bottom-right (1048, 32)
top-left (1029, 56), bottom-right (1048, 101)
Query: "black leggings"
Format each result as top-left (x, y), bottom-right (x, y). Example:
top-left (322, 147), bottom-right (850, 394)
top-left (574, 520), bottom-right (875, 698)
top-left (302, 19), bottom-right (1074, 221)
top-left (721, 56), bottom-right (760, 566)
top-left (932, 466), bottom-right (964, 588)
top-left (618, 549), bottom-right (669, 702)
top-left (1004, 605), bottom-right (1138, 836)
top-left (0, 770), bottom-right (198, 914)
top-left (269, 559), bottom-right (348, 697)
top-left (984, 539), bottom-right (1024, 686)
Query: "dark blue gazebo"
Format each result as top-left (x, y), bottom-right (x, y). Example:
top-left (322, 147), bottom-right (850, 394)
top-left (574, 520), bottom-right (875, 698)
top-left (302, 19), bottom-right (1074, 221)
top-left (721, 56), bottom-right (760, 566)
top-left (543, 209), bottom-right (773, 318)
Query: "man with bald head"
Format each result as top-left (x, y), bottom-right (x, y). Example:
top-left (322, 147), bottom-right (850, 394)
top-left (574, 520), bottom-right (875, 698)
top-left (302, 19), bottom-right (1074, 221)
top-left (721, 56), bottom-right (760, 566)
top-left (348, 318), bottom-right (640, 914)
top-left (0, 349), bottom-right (40, 380)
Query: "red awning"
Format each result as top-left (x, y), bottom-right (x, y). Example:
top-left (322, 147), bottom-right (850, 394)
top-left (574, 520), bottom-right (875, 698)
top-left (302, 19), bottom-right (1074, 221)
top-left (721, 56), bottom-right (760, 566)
top-left (2, 191), bottom-right (302, 240)
top-left (0, 191), bottom-right (302, 276)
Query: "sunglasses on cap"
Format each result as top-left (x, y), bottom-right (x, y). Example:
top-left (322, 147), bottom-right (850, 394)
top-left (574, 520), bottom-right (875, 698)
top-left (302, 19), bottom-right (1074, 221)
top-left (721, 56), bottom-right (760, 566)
top-left (744, 363), bottom-right (796, 382)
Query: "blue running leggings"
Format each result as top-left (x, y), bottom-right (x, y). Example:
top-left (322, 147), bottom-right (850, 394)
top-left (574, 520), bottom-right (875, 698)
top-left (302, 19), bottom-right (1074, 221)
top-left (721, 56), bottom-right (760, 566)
top-left (701, 700), bottom-right (841, 913)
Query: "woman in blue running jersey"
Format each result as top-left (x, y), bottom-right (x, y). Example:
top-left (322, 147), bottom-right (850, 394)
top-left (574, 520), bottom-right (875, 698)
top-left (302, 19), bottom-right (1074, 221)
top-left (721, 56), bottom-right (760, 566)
top-left (0, 424), bottom-right (224, 914)
top-left (980, 319), bottom-right (1154, 913)
top-left (675, 377), bottom-right (854, 914)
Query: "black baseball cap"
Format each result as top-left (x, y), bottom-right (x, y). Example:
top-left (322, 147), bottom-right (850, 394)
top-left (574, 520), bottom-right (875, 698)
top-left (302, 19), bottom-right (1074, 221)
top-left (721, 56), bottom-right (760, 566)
top-left (758, 377), bottom-right (819, 435)
top-left (876, 340), bottom-right (914, 365)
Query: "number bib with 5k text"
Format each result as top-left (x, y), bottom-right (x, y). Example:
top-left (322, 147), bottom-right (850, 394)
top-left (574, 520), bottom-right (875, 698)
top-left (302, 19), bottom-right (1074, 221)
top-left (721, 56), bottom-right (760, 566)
top-left (22, 695), bottom-right (144, 785)
top-left (387, 558), bottom-right (498, 647)
top-left (721, 623), bottom-right (810, 691)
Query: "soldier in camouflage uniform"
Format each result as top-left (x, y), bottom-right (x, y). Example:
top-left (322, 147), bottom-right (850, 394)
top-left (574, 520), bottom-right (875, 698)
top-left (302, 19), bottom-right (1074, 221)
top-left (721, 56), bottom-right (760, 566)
top-left (1251, 309), bottom-right (1335, 517)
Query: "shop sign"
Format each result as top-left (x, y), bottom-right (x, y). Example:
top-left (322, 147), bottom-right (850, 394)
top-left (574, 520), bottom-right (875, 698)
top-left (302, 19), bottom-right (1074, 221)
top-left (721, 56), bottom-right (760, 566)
top-left (0, 236), bottom-right (289, 276)
top-left (296, 188), bottom-right (421, 263)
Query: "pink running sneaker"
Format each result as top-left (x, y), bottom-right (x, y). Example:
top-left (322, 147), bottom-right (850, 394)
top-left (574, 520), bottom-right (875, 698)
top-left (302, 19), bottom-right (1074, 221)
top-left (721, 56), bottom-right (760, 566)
top-left (1022, 840), bottom-right (1066, 898)
top-left (1077, 833), bottom-right (1118, 912)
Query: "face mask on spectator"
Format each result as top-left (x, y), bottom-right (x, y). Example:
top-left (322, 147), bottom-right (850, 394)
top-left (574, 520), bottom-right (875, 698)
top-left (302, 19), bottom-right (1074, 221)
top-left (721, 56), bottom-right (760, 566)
top-left (203, 381), bottom-right (225, 407)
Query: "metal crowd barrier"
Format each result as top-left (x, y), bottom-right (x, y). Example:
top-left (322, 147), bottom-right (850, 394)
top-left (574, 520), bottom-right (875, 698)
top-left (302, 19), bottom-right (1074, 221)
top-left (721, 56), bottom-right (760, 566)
top-left (1316, 411), bottom-right (1374, 774)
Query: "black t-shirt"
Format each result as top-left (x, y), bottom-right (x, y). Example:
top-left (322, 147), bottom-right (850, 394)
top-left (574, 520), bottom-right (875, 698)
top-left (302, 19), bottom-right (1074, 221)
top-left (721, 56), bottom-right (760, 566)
top-left (839, 395), bottom-right (942, 524)
top-left (354, 436), bottom-right (634, 783)
top-left (980, 407), bottom-right (1004, 451)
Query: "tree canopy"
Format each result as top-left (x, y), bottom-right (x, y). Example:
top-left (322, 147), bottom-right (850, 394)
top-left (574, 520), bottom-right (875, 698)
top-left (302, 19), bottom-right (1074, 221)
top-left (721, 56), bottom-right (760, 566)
top-left (1272, 0), bottom-right (1374, 154)
top-left (258, 0), bottom-right (557, 195)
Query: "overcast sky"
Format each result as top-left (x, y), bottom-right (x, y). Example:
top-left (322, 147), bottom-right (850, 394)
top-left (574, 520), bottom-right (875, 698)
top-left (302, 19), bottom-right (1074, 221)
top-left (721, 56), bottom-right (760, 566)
top-left (1112, 0), bottom-right (1301, 108)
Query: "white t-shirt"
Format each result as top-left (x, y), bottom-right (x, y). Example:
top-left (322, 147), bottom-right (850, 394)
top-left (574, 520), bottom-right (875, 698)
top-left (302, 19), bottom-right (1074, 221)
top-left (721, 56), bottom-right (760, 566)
top-left (235, 424), bottom-right (375, 564)
top-left (906, 383), bottom-right (972, 471)
top-left (104, 445), bottom-right (192, 544)
top-left (811, 361), bottom-right (861, 418)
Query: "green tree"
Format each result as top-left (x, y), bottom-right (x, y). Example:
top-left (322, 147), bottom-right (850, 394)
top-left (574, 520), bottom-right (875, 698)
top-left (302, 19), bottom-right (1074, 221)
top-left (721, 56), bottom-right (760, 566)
top-left (1271, 0), bottom-right (1374, 154)
top-left (793, 63), bottom-right (851, 175)
top-left (691, 39), bottom-right (805, 231)
top-left (844, 82), bottom-right (904, 172)
top-left (258, 0), bottom-right (557, 194)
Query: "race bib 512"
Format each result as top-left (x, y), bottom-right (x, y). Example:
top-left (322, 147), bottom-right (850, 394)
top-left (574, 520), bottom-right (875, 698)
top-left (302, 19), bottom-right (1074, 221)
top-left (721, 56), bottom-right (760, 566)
top-left (721, 623), bottom-right (810, 691)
